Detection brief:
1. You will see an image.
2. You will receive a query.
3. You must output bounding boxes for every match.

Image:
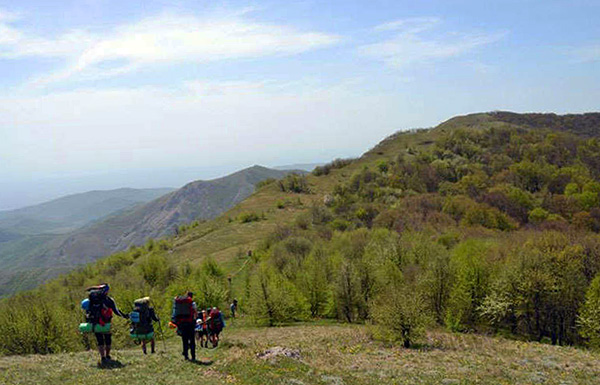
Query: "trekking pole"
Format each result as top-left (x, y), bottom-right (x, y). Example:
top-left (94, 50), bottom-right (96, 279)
top-left (150, 299), bottom-right (167, 352)
top-left (157, 319), bottom-right (167, 352)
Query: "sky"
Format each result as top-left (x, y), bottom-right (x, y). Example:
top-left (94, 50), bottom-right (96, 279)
top-left (0, 0), bottom-right (599, 210)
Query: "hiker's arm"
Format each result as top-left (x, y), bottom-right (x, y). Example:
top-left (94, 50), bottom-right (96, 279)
top-left (151, 308), bottom-right (160, 322)
top-left (107, 297), bottom-right (128, 318)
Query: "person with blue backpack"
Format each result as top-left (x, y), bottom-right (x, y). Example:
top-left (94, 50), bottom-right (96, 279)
top-left (129, 297), bottom-right (160, 354)
top-left (80, 283), bottom-right (129, 365)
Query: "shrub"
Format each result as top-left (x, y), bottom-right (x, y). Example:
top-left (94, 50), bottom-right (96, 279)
top-left (256, 178), bottom-right (276, 189)
top-left (528, 207), bottom-right (549, 224)
top-left (313, 158), bottom-right (355, 176)
top-left (247, 263), bottom-right (309, 326)
top-left (371, 283), bottom-right (431, 348)
top-left (239, 212), bottom-right (262, 223)
top-left (278, 174), bottom-right (311, 193)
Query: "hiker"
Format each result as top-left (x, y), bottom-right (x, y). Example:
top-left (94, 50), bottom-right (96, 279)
top-left (230, 299), bottom-right (238, 319)
top-left (195, 309), bottom-right (209, 348)
top-left (207, 307), bottom-right (225, 347)
top-left (171, 291), bottom-right (198, 361)
top-left (83, 283), bottom-right (129, 365)
top-left (129, 297), bottom-right (160, 354)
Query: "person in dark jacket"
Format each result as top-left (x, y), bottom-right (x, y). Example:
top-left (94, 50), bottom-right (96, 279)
top-left (84, 283), bottom-right (129, 365)
top-left (131, 298), bottom-right (160, 355)
top-left (171, 291), bottom-right (197, 361)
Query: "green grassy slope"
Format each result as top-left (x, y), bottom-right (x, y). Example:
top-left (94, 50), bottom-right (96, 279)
top-left (2, 323), bottom-right (600, 385)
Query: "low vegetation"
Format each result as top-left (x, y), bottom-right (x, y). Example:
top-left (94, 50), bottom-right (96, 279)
top-left (2, 323), bottom-right (600, 385)
top-left (312, 158), bottom-right (356, 176)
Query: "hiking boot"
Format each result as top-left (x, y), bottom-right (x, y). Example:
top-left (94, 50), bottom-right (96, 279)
top-left (105, 355), bottom-right (112, 361)
top-left (100, 357), bottom-right (109, 366)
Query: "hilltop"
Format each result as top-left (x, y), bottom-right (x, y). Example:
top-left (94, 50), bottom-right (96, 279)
top-left (3, 111), bottom-right (600, 384)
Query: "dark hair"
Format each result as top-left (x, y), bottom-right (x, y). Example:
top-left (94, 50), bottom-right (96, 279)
top-left (187, 291), bottom-right (194, 297)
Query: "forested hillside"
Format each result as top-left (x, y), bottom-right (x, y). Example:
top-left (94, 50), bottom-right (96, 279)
top-left (3, 112), bottom-right (600, 358)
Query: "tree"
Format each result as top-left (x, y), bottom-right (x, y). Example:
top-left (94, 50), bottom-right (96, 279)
top-left (371, 282), bottom-right (431, 348)
top-left (298, 249), bottom-right (332, 317)
top-left (578, 273), bottom-right (600, 348)
top-left (334, 260), bottom-right (362, 323)
top-left (445, 240), bottom-right (493, 330)
top-left (247, 263), bottom-right (309, 326)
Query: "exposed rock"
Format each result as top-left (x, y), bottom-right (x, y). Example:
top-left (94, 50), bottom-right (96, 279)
top-left (257, 346), bottom-right (301, 361)
top-left (321, 375), bottom-right (345, 385)
top-left (441, 379), bottom-right (460, 385)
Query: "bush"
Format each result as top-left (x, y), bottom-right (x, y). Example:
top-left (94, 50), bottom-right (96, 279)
top-left (239, 212), bottom-right (263, 223)
top-left (528, 207), bottom-right (549, 224)
top-left (371, 283), bottom-right (431, 348)
top-left (247, 263), bottom-right (309, 326)
top-left (256, 178), bottom-right (276, 189)
top-left (278, 174), bottom-right (311, 193)
top-left (313, 158), bottom-right (355, 176)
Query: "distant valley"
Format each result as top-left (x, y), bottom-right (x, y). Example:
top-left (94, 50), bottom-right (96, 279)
top-left (0, 165), bottom-right (296, 296)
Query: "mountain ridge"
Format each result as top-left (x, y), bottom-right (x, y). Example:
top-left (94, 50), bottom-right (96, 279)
top-left (0, 165), bottom-right (295, 296)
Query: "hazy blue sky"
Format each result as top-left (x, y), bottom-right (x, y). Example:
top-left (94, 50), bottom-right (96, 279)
top-left (0, 0), bottom-right (599, 210)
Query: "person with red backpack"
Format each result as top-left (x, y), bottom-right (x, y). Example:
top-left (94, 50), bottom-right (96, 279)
top-left (207, 307), bottom-right (225, 347)
top-left (83, 283), bottom-right (129, 365)
top-left (171, 291), bottom-right (197, 361)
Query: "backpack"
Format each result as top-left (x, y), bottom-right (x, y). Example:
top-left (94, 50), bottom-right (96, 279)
top-left (87, 289), bottom-right (110, 325)
top-left (131, 297), bottom-right (152, 334)
top-left (209, 308), bottom-right (223, 331)
top-left (133, 297), bottom-right (151, 325)
top-left (173, 296), bottom-right (194, 324)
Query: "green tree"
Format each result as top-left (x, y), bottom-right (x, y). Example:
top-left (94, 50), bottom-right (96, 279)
top-left (371, 281), bottom-right (431, 348)
top-left (247, 263), bottom-right (309, 326)
top-left (578, 273), bottom-right (600, 348)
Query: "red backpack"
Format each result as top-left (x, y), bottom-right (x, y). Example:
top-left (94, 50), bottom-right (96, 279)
top-left (173, 296), bottom-right (194, 324)
top-left (209, 308), bottom-right (223, 331)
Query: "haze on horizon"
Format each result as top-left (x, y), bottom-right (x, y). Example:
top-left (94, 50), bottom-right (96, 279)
top-left (0, 0), bottom-right (598, 210)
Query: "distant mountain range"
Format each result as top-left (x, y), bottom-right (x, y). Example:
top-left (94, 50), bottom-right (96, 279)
top-left (0, 188), bottom-right (175, 235)
top-left (0, 165), bottom-right (293, 296)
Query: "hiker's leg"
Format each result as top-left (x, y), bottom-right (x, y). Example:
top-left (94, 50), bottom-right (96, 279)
top-left (105, 334), bottom-right (112, 360)
top-left (141, 339), bottom-right (147, 354)
top-left (95, 333), bottom-right (105, 358)
top-left (151, 338), bottom-right (155, 353)
top-left (182, 334), bottom-right (189, 359)
top-left (186, 325), bottom-right (196, 360)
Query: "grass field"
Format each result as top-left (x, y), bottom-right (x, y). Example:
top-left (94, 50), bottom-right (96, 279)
top-left (2, 321), bottom-right (599, 385)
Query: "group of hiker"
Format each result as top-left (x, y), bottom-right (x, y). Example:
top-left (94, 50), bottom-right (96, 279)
top-left (80, 284), bottom-right (237, 365)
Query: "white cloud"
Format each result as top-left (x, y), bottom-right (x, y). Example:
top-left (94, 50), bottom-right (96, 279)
top-left (361, 17), bottom-right (505, 70)
top-left (0, 10), bottom-right (340, 85)
top-left (373, 17), bottom-right (440, 33)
